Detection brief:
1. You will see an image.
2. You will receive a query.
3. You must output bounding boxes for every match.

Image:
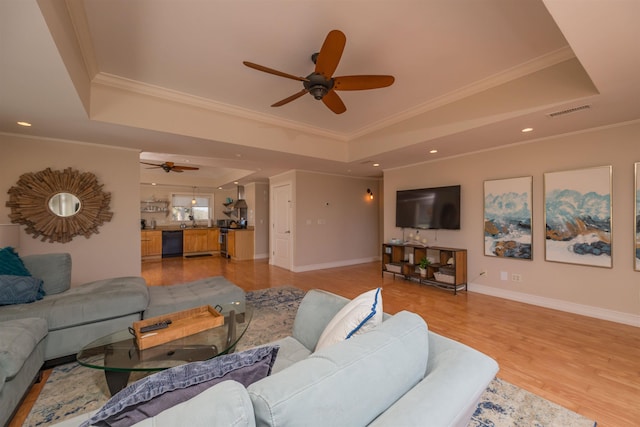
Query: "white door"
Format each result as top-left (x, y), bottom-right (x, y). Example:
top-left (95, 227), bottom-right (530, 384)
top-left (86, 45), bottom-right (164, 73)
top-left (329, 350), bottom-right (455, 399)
top-left (272, 183), bottom-right (291, 270)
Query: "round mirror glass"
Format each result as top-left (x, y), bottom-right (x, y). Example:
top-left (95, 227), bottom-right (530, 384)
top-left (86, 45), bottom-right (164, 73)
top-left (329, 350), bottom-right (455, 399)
top-left (48, 192), bottom-right (81, 217)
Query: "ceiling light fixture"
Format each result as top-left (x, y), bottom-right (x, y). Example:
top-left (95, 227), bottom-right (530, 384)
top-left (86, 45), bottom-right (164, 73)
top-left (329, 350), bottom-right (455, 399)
top-left (17, 121), bottom-right (32, 127)
top-left (521, 127), bottom-right (534, 133)
top-left (429, 149), bottom-right (438, 154)
top-left (191, 186), bottom-right (197, 205)
top-left (373, 163), bottom-right (380, 167)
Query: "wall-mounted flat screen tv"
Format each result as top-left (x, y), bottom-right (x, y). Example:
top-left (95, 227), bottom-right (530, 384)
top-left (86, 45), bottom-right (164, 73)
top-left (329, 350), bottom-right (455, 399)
top-left (395, 185), bottom-right (461, 230)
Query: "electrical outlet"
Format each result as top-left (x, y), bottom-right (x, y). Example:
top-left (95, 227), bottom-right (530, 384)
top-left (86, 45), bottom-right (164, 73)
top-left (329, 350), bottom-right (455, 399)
top-left (512, 273), bottom-right (522, 282)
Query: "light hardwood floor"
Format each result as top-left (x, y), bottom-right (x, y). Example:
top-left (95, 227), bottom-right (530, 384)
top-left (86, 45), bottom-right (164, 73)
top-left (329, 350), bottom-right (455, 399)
top-left (11, 256), bottom-right (640, 426)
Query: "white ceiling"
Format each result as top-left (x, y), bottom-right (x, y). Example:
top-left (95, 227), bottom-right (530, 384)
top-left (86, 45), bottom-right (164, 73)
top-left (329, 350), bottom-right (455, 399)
top-left (1, 0), bottom-right (639, 191)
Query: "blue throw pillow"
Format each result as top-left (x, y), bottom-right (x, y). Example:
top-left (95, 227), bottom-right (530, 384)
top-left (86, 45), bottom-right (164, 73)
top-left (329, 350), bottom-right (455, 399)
top-left (0, 247), bottom-right (31, 276)
top-left (82, 345), bottom-right (279, 427)
top-left (0, 275), bottom-right (45, 305)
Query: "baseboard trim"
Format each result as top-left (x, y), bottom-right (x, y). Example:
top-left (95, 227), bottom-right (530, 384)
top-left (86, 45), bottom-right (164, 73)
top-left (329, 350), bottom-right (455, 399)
top-left (292, 257), bottom-right (379, 273)
top-left (469, 282), bottom-right (640, 327)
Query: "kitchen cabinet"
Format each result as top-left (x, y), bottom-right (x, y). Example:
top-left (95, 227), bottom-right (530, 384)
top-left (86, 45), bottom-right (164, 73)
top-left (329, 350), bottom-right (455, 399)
top-left (141, 230), bottom-right (162, 259)
top-left (183, 228), bottom-right (219, 256)
top-left (227, 229), bottom-right (254, 260)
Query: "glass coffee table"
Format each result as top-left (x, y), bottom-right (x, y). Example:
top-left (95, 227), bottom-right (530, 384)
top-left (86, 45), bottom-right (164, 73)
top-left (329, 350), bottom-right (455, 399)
top-left (77, 302), bottom-right (253, 395)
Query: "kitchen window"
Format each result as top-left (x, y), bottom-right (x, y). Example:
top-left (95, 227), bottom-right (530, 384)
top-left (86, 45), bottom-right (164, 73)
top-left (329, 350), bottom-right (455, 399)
top-left (171, 194), bottom-right (212, 222)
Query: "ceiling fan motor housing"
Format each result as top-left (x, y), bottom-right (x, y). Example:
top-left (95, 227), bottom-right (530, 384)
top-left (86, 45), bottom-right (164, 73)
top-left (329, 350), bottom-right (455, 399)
top-left (304, 73), bottom-right (334, 99)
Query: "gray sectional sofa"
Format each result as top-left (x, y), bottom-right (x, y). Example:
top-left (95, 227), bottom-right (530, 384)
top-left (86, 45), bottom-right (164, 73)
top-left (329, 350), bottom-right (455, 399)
top-left (0, 252), bottom-right (245, 427)
top-left (54, 289), bottom-right (499, 427)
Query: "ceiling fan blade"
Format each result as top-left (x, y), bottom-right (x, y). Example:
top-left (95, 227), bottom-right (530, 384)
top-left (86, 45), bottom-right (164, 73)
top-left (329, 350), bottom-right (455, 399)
top-left (315, 30), bottom-right (346, 78)
top-left (333, 75), bottom-right (395, 90)
top-left (243, 61), bottom-right (308, 82)
top-left (322, 90), bottom-right (346, 114)
top-left (173, 166), bottom-right (200, 171)
top-left (272, 89), bottom-right (308, 107)
top-left (171, 169), bottom-right (184, 173)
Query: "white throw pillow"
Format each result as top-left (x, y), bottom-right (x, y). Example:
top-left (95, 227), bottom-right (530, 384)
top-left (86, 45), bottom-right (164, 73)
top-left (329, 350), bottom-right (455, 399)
top-left (315, 288), bottom-right (383, 351)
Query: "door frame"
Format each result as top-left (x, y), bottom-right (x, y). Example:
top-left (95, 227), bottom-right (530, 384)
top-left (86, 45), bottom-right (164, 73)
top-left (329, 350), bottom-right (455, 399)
top-left (270, 181), bottom-right (293, 270)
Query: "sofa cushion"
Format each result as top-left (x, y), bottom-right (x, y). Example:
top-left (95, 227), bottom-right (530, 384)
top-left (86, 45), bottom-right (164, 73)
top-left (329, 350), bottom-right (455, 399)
top-left (0, 317), bottom-right (48, 378)
top-left (0, 247), bottom-right (31, 276)
top-left (144, 276), bottom-right (245, 319)
top-left (83, 345), bottom-right (279, 427)
top-left (0, 276), bottom-right (149, 328)
top-left (266, 336), bottom-right (312, 374)
top-left (248, 311), bottom-right (429, 427)
top-left (315, 287), bottom-right (382, 351)
top-left (0, 275), bottom-right (45, 305)
top-left (21, 253), bottom-right (71, 295)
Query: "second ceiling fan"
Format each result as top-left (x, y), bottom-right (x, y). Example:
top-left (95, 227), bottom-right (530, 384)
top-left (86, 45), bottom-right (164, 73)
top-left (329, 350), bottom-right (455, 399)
top-left (243, 30), bottom-right (394, 114)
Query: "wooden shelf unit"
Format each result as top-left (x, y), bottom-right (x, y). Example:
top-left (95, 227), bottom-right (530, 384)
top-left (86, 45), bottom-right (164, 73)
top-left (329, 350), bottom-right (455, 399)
top-left (382, 243), bottom-right (467, 294)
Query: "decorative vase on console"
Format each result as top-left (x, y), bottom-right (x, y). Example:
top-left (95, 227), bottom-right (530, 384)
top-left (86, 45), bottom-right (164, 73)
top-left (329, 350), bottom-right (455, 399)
top-left (418, 257), bottom-right (429, 277)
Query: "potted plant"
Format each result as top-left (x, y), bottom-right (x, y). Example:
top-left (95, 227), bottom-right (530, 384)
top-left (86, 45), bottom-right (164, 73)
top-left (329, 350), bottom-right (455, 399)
top-left (418, 257), bottom-right (430, 277)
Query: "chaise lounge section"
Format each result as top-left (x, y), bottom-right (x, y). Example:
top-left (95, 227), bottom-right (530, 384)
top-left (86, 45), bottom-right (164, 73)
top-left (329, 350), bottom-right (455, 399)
top-left (0, 251), bottom-right (245, 427)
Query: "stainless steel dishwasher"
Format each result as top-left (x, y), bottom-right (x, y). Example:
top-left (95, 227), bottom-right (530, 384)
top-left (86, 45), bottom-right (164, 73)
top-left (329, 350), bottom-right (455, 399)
top-left (162, 230), bottom-right (183, 258)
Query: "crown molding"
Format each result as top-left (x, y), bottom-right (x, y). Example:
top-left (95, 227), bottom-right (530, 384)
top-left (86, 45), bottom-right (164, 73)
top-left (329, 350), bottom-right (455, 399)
top-left (91, 72), bottom-right (348, 142)
top-left (347, 46), bottom-right (577, 140)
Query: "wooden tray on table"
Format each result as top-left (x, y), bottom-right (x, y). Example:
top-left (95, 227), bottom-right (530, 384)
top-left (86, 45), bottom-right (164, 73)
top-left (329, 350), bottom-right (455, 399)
top-left (132, 305), bottom-right (224, 350)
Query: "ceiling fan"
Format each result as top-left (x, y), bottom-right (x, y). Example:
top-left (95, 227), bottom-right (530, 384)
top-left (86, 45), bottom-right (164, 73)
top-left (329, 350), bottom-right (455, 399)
top-left (140, 161), bottom-right (199, 173)
top-left (243, 30), bottom-right (394, 114)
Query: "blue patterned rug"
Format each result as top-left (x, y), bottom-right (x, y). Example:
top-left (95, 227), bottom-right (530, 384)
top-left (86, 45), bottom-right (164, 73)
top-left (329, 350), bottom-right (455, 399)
top-left (25, 286), bottom-right (596, 426)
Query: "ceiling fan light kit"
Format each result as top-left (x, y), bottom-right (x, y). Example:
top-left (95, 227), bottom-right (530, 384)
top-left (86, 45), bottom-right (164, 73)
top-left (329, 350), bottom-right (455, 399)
top-left (244, 29), bottom-right (394, 114)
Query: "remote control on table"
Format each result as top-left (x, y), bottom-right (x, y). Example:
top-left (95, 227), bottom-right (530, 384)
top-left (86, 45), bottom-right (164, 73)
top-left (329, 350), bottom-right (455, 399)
top-left (140, 320), bottom-right (172, 333)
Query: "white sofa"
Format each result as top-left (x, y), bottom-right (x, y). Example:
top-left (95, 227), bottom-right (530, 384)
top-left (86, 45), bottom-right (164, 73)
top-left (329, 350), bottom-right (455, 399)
top-left (55, 289), bottom-right (499, 427)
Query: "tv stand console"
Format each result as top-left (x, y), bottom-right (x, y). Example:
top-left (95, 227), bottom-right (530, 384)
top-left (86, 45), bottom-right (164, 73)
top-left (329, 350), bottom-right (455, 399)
top-left (382, 243), bottom-right (467, 294)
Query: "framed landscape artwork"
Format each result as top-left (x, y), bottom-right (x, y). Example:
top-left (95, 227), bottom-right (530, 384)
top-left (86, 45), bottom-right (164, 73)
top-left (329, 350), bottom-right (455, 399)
top-left (544, 165), bottom-right (612, 268)
top-left (635, 162), bottom-right (639, 271)
top-left (484, 176), bottom-right (532, 260)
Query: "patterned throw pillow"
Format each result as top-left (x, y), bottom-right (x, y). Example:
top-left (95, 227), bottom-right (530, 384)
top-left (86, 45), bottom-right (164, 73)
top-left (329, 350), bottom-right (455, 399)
top-left (82, 345), bottom-right (279, 427)
top-left (0, 275), bottom-right (45, 305)
top-left (0, 247), bottom-right (31, 276)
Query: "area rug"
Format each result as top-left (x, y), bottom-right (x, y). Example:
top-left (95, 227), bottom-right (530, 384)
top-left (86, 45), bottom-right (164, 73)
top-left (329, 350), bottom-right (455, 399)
top-left (24, 286), bottom-right (596, 426)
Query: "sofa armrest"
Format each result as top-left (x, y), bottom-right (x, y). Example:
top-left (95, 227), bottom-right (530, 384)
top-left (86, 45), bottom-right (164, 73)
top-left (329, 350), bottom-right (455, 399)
top-left (49, 380), bottom-right (256, 427)
top-left (21, 253), bottom-right (71, 295)
top-left (291, 289), bottom-right (349, 351)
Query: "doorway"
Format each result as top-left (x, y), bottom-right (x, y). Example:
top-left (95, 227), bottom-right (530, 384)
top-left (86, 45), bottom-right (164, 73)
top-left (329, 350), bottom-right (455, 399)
top-left (271, 183), bottom-right (292, 270)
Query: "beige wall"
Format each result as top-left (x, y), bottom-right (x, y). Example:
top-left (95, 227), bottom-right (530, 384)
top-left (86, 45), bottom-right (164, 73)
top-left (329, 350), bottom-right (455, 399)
top-left (1, 134), bottom-right (141, 286)
top-left (384, 121), bottom-right (640, 325)
top-left (275, 170), bottom-right (380, 271)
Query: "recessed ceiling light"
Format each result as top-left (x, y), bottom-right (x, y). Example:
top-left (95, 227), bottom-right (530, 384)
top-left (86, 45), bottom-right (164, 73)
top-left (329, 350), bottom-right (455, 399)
top-left (17, 121), bottom-right (32, 127)
top-left (373, 163), bottom-right (380, 167)
top-left (429, 149), bottom-right (438, 154)
top-left (233, 181), bottom-right (239, 184)
top-left (151, 182), bottom-right (157, 186)
top-left (521, 127), bottom-right (534, 133)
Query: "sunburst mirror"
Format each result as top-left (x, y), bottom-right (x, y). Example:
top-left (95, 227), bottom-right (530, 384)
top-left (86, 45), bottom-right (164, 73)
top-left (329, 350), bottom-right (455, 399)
top-left (6, 167), bottom-right (113, 243)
